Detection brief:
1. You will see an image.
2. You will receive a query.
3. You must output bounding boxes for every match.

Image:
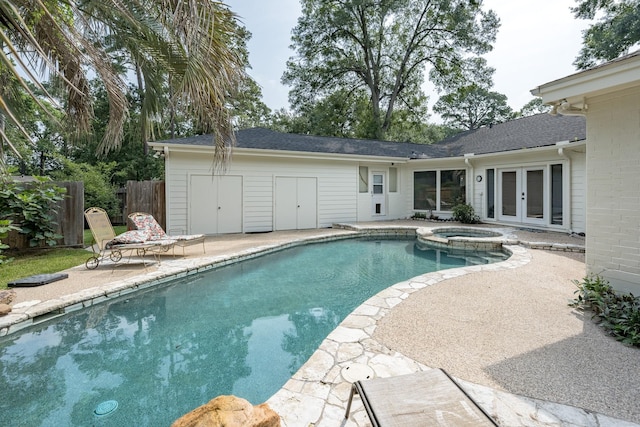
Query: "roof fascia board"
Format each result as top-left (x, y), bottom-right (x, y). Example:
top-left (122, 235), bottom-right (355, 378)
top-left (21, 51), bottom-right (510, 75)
top-left (148, 142), bottom-right (410, 164)
top-left (531, 56), bottom-right (640, 105)
top-left (462, 139), bottom-right (586, 161)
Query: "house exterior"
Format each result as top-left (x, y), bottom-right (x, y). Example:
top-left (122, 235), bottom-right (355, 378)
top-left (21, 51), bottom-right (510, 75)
top-left (532, 50), bottom-right (640, 294)
top-left (149, 113), bottom-right (586, 238)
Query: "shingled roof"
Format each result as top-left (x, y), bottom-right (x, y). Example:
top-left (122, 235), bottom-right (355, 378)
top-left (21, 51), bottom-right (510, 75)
top-left (433, 113), bottom-right (586, 156)
top-left (152, 113), bottom-right (585, 159)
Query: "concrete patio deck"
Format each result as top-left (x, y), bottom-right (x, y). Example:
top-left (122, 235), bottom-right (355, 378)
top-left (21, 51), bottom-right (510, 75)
top-left (1, 221), bottom-right (638, 427)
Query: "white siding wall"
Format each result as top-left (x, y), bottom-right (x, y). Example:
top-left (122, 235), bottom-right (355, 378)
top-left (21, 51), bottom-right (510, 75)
top-left (165, 152), bottom-right (358, 233)
top-left (585, 86), bottom-right (640, 294)
top-left (401, 151), bottom-right (586, 232)
top-left (568, 150), bottom-right (586, 233)
top-left (356, 164), bottom-right (407, 221)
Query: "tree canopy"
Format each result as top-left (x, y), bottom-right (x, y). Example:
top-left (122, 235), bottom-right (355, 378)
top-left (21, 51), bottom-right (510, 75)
top-left (572, 0), bottom-right (640, 69)
top-left (433, 84), bottom-right (513, 130)
top-left (0, 0), bottom-right (248, 168)
top-left (282, 0), bottom-right (500, 140)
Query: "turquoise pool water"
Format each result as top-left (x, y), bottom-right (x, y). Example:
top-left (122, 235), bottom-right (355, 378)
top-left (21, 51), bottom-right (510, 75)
top-left (0, 237), bottom-right (507, 426)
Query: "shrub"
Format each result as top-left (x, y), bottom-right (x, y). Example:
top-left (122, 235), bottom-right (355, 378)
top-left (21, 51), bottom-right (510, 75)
top-left (0, 175), bottom-right (65, 247)
top-left (51, 160), bottom-right (120, 218)
top-left (0, 219), bottom-right (19, 264)
top-left (570, 275), bottom-right (640, 346)
top-left (452, 203), bottom-right (480, 224)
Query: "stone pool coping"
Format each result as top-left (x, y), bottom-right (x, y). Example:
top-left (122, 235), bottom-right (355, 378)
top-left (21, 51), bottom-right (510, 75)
top-left (3, 224), bottom-right (626, 427)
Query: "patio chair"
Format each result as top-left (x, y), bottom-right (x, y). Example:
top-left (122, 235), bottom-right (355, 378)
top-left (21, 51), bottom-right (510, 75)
top-left (128, 212), bottom-right (205, 256)
top-left (345, 368), bottom-right (498, 426)
top-left (84, 207), bottom-right (176, 270)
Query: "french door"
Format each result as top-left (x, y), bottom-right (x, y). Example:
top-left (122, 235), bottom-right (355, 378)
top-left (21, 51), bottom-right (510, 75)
top-left (499, 168), bottom-right (545, 225)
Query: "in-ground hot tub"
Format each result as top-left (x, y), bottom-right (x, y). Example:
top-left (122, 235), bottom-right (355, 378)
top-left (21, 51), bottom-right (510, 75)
top-left (417, 226), bottom-right (506, 251)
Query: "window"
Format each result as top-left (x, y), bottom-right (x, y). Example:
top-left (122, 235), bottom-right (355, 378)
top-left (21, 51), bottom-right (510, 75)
top-left (414, 170), bottom-right (465, 211)
top-left (440, 170), bottom-right (466, 210)
top-left (487, 169), bottom-right (495, 218)
top-left (389, 167), bottom-right (398, 192)
top-left (359, 166), bottom-right (368, 193)
top-left (414, 171), bottom-right (436, 210)
top-left (551, 164), bottom-right (563, 225)
top-left (373, 174), bottom-right (383, 194)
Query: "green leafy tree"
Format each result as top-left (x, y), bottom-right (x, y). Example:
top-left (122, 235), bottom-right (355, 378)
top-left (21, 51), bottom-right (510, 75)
top-left (0, 0), bottom-right (246, 168)
top-left (50, 161), bottom-right (120, 218)
top-left (434, 84), bottom-right (514, 130)
top-left (518, 98), bottom-right (551, 117)
top-left (283, 0), bottom-right (500, 140)
top-left (572, 0), bottom-right (640, 69)
top-left (386, 120), bottom-right (458, 144)
top-left (231, 78), bottom-right (272, 129)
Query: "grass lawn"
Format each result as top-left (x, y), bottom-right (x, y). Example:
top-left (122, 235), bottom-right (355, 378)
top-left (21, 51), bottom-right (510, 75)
top-left (1, 226), bottom-right (128, 289)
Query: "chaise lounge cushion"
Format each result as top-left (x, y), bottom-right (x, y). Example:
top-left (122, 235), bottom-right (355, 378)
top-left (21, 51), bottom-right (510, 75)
top-left (106, 230), bottom-right (151, 248)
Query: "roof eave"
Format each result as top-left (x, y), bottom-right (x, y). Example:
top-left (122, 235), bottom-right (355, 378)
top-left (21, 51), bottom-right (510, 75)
top-left (531, 52), bottom-right (640, 109)
top-left (148, 142), bottom-right (411, 163)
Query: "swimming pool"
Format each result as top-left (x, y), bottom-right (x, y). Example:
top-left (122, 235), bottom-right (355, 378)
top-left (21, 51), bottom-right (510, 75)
top-left (0, 237), bottom-right (508, 426)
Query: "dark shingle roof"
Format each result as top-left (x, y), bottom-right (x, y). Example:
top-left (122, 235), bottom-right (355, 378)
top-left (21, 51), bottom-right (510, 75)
top-left (156, 127), bottom-right (447, 158)
top-left (152, 113), bottom-right (585, 159)
top-left (433, 113), bottom-right (586, 156)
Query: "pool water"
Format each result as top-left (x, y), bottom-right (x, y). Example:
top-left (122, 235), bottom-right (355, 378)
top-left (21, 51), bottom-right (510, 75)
top-left (0, 237), bottom-right (507, 426)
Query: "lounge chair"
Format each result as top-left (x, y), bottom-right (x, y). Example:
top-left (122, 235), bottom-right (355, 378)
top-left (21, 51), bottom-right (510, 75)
top-left (345, 368), bottom-right (498, 426)
top-left (84, 207), bottom-right (175, 269)
top-left (128, 212), bottom-right (205, 256)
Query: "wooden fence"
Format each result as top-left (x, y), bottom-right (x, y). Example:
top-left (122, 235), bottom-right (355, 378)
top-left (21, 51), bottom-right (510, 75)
top-left (3, 179), bottom-right (166, 249)
top-left (3, 181), bottom-right (84, 249)
top-left (125, 180), bottom-right (166, 230)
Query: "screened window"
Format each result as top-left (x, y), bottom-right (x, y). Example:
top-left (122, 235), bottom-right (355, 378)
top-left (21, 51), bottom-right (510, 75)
top-left (551, 164), bottom-right (563, 225)
top-left (389, 167), bottom-right (398, 192)
top-left (373, 174), bottom-right (383, 194)
top-left (487, 169), bottom-right (495, 219)
top-left (440, 170), bottom-right (466, 210)
top-left (359, 166), bottom-right (368, 193)
top-left (414, 170), bottom-right (465, 211)
top-left (413, 171), bottom-right (436, 210)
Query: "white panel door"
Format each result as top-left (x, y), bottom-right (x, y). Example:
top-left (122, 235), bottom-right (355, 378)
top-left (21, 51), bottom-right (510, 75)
top-left (275, 177), bottom-right (317, 230)
top-left (371, 172), bottom-right (386, 216)
top-left (297, 177), bottom-right (317, 229)
top-left (190, 175), bottom-right (243, 234)
top-left (217, 176), bottom-right (243, 233)
top-left (190, 175), bottom-right (219, 234)
top-left (275, 177), bottom-right (298, 230)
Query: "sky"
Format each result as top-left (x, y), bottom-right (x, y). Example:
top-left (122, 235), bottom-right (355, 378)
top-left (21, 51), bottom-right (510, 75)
top-left (225, 0), bottom-right (592, 116)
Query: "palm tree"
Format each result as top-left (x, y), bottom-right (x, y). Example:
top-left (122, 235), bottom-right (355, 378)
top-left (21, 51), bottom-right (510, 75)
top-left (0, 0), bottom-right (245, 168)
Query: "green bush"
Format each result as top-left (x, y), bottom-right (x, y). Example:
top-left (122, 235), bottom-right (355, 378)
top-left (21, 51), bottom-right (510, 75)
top-left (452, 203), bottom-right (480, 224)
top-left (0, 219), bottom-right (19, 264)
top-left (0, 175), bottom-right (65, 247)
top-left (570, 275), bottom-right (640, 346)
top-left (51, 160), bottom-right (120, 217)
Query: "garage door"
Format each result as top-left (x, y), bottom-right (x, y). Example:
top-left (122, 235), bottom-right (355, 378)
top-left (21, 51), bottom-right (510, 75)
top-left (190, 175), bottom-right (242, 234)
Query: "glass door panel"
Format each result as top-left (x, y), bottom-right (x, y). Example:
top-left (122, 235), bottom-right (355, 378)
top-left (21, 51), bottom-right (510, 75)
top-left (371, 172), bottom-right (385, 215)
top-left (526, 170), bottom-right (544, 219)
top-left (501, 171), bottom-right (517, 217)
